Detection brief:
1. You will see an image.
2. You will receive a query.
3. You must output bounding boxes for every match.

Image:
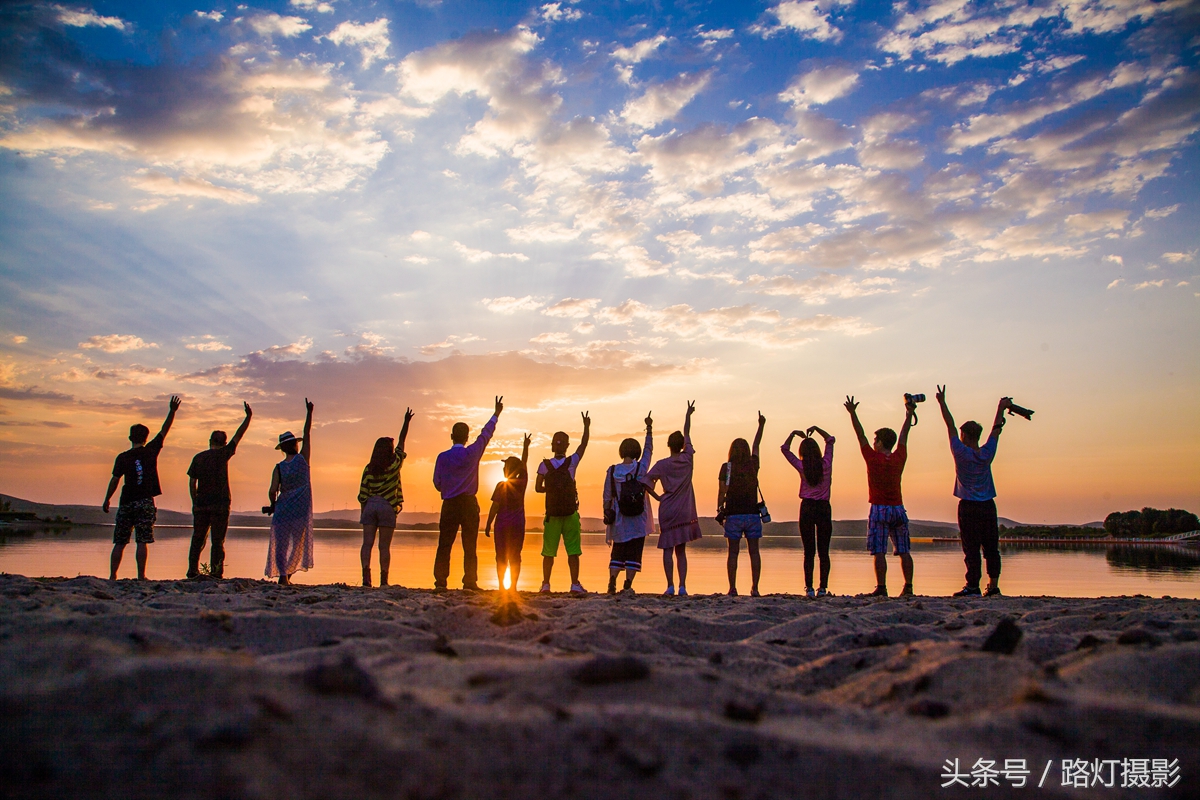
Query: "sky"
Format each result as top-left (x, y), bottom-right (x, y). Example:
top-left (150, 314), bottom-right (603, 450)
top-left (0, 0), bottom-right (1197, 524)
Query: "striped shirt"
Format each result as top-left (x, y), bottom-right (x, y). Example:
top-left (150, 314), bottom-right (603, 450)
top-left (357, 449), bottom-right (407, 511)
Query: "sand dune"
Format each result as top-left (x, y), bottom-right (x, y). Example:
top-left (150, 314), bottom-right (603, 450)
top-left (2, 574), bottom-right (1197, 798)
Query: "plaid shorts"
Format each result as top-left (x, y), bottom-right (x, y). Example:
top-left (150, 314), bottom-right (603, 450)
top-left (114, 498), bottom-right (157, 545)
top-left (867, 504), bottom-right (909, 555)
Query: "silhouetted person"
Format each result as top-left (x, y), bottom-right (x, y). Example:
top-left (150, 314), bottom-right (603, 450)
top-left (432, 396), bottom-right (503, 591)
top-left (358, 407), bottom-right (414, 587)
top-left (267, 399), bottom-right (314, 585)
top-left (846, 395), bottom-right (916, 597)
top-left (602, 412), bottom-right (653, 594)
top-left (186, 402), bottom-right (251, 579)
top-left (536, 411), bottom-right (591, 593)
top-left (485, 433), bottom-right (532, 593)
top-left (718, 412), bottom-right (766, 596)
top-left (937, 386), bottom-right (1012, 597)
top-left (645, 402), bottom-right (702, 597)
top-left (782, 424), bottom-right (835, 597)
top-left (104, 396), bottom-right (180, 580)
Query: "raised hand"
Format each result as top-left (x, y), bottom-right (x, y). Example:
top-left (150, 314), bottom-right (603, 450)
top-left (495, 395), bottom-right (504, 415)
top-left (645, 411), bottom-right (653, 429)
top-left (523, 432), bottom-right (533, 448)
top-left (305, 397), bottom-right (314, 415)
top-left (404, 407), bottom-right (415, 424)
top-left (936, 384), bottom-right (947, 404)
top-left (806, 425), bottom-right (817, 436)
top-left (793, 429), bottom-right (806, 438)
top-left (168, 395), bottom-right (182, 411)
top-left (686, 400), bottom-right (696, 416)
top-left (244, 401), bottom-right (253, 417)
top-left (582, 410), bottom-right (591, 427)
top-left (757, 411), bottom-right (766, 427)
top-left (844, 395), bottom-right (858, 414)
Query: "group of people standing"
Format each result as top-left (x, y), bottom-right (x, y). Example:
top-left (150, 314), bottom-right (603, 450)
top-left (103, 388), bottom-right (1016, 599)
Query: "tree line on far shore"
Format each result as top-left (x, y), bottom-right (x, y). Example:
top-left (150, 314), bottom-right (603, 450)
top-left (998, 507), bottom-right (1199, 539)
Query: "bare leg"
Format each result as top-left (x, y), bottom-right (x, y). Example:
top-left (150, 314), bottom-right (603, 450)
top-left (109, 543), bottom-right (126, 580)
top-left (496, 557), bottom-right (507, 589)
top-left (624, 567), bottom-right (636, 589)
top-left (360, 524), bottom-right (378, 586)
top-left (377, 527), bottom-right (394, 586)
top-left (748, 538), bottom-right (761, 596)
top-left (568, 554), bottom-right (581, 584)
top-left (510, 560), bottom-right (522, 590)
top-left (675, 544), bottom-right (688, 592)
top-left (135, 543), bottom-right (148, 580)
top-left (900, 553), bottom-right (914, 587)
top-left (874, 553), bottom-right (887, 588)
top-left (542, 556), bottom-right (553, 584)
top-left (726, 538), bottom-right (740, 595)
top-left (662, 547), bottom-right (675, 588)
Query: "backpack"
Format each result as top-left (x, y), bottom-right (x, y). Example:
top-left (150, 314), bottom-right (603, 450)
top-left (610, 464), bottom-right (646, 518)
top-left (543, 458), bottom-right (578, 517)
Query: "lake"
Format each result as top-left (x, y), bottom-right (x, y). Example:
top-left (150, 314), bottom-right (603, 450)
top-left (2, 525), bottom-right (1199, 598)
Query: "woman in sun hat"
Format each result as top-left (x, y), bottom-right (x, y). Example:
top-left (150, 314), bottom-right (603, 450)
top-left (266, 399), bottom-right (315, 585)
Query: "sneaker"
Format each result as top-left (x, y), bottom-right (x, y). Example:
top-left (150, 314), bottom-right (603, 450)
top-left (900, 584), bottom-right (914, 597)
top-left (805, 587), bottom-right (816, 598)
top-left (678, 587), bottom-right (688, 597)
top-left (663, 586), bottom-right (676, 597)
top-left (952, 586), bottom-right (982, 597)
top-left (570, 582), bottom-right (588, 594)
top-left (985, 585), bottom-right (1002, 597)
top-left (867, 585), bottom-right (888, 597)
top-left (607, 576), bottom-right (617, 595)
top-left (539, 582), bottom-right (551, 593)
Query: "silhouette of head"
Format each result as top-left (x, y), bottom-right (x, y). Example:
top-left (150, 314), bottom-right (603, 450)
top-left (619, 437), bottom-right (641, 460)
top-left (503, 456), bottom-right (524, 479)
top-left (279, 439), bottom-right (299, 455)
top-left (667, 430), bottom-right (685, 454)
top-left (551, 431), bottom-right (569, 456)
top-left (451, 422), bottom-right (470, 444)
top-left (129, 424), bottom-right (150, 445)
top-left (367, 437), bottom-right (395, 475)
top-left (873, 427), bottom-right (897, 452)
top-left (210, 430), bottom-right (227, 448)
top-left (800, 436), bottom-right (823, 487)
top-left (960, 420), bottom-right (983, 446)
top-left (728, 437), bottom-right (751, 465)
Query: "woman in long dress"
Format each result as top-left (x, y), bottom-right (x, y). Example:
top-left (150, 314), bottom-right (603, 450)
top-left (644, 401), bottom-right (702, 596)
top-left (266, 399), bottom-right (314, 584)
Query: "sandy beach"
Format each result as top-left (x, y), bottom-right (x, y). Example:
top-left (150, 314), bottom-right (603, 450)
top-left (2, 574), bottom-right (1198, 799)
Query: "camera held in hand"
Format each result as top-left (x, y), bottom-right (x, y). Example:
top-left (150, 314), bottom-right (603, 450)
top-left (1004, 399), bottom-right (1034, 420)
top-left (262, 504), bottom-right (275, 515)
top-left (904, 393), bottom-right (926, 404)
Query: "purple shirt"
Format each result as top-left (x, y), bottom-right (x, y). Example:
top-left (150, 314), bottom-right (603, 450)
top-left (432, 415), bottom-right (498, 500)
top-left (782, 436), bottom-right (835, 501)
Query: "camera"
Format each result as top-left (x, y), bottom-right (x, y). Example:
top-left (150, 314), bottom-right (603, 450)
top-left (904, 393), bottom-right (926, 404)
top-left (261, 504), bottom-right (275, 515)
top-left (1005, 399), bottom-right (1034, 420)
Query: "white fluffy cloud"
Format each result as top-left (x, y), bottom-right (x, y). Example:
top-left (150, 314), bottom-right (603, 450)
top-left (612, 35), bottom-right (669, 63)
top-left (482, 296), bottom-right (544, 313)
top-left (542, 298), bottom-right (600, 318)
top-left (246, 13), bottom-right (311, 38)
top-left (779, 65), bottom-right (860, 109)
top-left (756, 1), bottom-right (844, 42)
top-left (323, 18), bottom-right (390, 67)
top-left (622, 71), bottom-right (712, 129)
top-left (79, 334), bottom-right (158, 353)
top-left (54, 5), bottom-right (127, 29)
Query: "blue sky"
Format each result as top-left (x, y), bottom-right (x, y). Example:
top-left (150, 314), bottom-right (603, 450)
top-left (1, 0), bottom-right (1197, 522)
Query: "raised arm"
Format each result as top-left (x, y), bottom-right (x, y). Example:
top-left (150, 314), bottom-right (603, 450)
top-left (936, 385), bottom-right (958, 444)
top-left (781, 430), bottom-right (803, 470)
top-left (989, 398), bottom-right (1009, 443)
top-left (844, 396), bottom-right (870, 450)
top-left (807, 425), bottom-right (832, 441)
top-left (470, 397), bottom-right (502, 455)
top-left (897, 397), bottom-right (916, 450)
top-left (640, 412), bottom-right (653, 470)
top-left (752, 411), bottom-right (765, 457)
top-left (684, 400), bottom-right (694, 439)
top-left (158, 395), bottom-right (181, 440)
top-left (521, 433), bottom-right (531, 466)
top-left (229, 402), bottom-right (253, 449)
top-left (576, 411), bottom-right (591, 457)
top-left (300, 398), bottom-right (313, 462)
top-left (397, 407), bottom-right (414, 452)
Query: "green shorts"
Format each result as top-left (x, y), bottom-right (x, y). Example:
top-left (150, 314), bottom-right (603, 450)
top-left (541, 512), bottom-right (582, 557)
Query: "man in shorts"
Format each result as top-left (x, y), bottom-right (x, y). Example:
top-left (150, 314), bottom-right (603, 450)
top-left (186, 401), bottom-right (252, 579)
top-left (845, 394), bottom-right (916, 597)
top-left (535, 411), bottom-right (590, 593)
top-left (103, 395), bottom-right (181, 580)
top-left (936, 386), bottom-right (1012, 597)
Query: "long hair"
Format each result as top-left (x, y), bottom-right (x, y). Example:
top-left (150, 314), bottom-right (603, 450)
top-left (800, 436), bottom-right (824, 487)
top-left (728, 438), bottom-right (752, 465)
top-left (366, 437), bottom-right (395, 475)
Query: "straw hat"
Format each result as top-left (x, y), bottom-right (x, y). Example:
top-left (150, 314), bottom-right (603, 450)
top-left (275, 431), bottom-right (303, 450)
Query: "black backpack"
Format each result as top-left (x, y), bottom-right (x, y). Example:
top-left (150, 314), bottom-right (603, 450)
top-left (543, 458), bottom-right (578, 517)
top-left (610, 464), bottom-right (646, 518)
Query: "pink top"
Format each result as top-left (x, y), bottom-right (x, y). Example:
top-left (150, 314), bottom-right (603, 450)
top-left (782, 436), bottom-right (834, 501)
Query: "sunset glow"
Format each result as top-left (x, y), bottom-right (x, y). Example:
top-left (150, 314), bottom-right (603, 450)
top-left (1, 0), bottom-right (1197, 524)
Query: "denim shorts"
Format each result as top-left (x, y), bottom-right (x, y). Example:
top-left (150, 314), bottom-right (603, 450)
top-left (360, 495), bottom-right (398, 528)
top-left (868, 504), bottom-right (910, 555)
top-left (723, 513), bottom-right (763, 540)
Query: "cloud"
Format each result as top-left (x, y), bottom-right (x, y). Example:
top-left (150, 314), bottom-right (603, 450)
top-left (246, 13), bottom-right (312, 38)
top-left (594, 300), bottom-right (874, 347)
top-left (542, 298), bottom-right (600, 318)
top-left (1107, 278), bottom-right (1124, 289)
top-left (323, 18), bottom-right (390, 68)
top-left (345, 332), bottom-right (393, 358)
top-left (1133, 279), bottom-right (1167, 289)
top-left (453, 243), bottom-right (530, 262)
top-left (530, 332), bottom-right (572, 345)
top-left (185, 336), bottom-right (232, 352)
top-left (1162, 250), bottom-right (1196, 263)
top-left (755, 2), bottom-right (844, 42)
top-left (79, 335), bottom-right (158, 353)
top-left (1144, 204), bottom-right (1179, 218)
top-left (539, 3), bottom-right (582, 23)
top-left (256, 337), bottom-right (314, 359)
top-left (129, 172), bottom-right (259, 205)
top-left (505, 221), bottom-right (581, 243)
top-left (418, 335), bottom-right (482, 355)
top-left (290, 0), bottom-right (335, 12)
top-left (1103, 254), bottom-right (1124, 265)
top-left (482, 296), bottom-right (544, 314)
top-left (612, 35), bottom-right (669, 63)
top-left (194, 10), bottom-right (223, 21)
top-left (779, 65), bottom-right (860, 108)
top-left (53, 5), bottom-right (127, 30)
top-left (12, 336), bottom-right (28, 345)
top-left (621, 71), bottom-right (712, 129)
top-left (747, 272), bottom-right (897, 304)
top-left (697, 28), bottom-right (734, 41)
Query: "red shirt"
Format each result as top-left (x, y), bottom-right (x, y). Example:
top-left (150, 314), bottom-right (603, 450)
top-left (861, 442), bottom-right (906, 506)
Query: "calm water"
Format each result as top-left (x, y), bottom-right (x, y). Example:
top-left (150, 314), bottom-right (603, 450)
top-left (2, 525), bottom-right (1199, 598)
